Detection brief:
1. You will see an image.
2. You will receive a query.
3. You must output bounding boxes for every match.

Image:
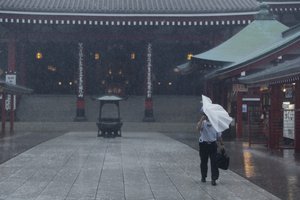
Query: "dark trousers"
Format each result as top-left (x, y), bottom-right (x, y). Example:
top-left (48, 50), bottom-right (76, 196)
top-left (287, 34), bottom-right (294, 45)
top-left (199, 142), bottom-right (219, 180)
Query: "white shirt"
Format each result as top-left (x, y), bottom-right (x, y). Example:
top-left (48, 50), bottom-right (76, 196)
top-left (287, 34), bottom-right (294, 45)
top-left (199, 120), bottom-right (222, 143)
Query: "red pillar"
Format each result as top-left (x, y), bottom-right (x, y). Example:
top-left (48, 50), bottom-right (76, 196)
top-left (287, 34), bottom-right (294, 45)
top-left (204, 81), bottom-right (213, 99)
top-left (8, 36), bottom-right (16, 72)
top-left (236, 92), bottom-right (243, 138)
top-left (1, 93), bottom-right (6, 133)
top-left (19, 43), bottom-right (26, 85)
top-left (10, 94), bottom-right (14, 132)
top-left (295, 80), bottom-right (300, 153)
top-left (7, 36), bottom-right (17, 132)
top-left (269, 84), bottom-right (282, 149)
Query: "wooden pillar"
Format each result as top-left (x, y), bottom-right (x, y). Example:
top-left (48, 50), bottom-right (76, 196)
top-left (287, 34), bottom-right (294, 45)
top-left (19, 43), bottom-right (26, 85)
top-left (74, 42), bottom-right (87, 121)
top-left (295, 80), bottom-right (300, 153)
top-left (236, 92), bottom-right (243, 138)
top-left (8, 36), bottom-right (16, 72)
top-left (7, 35), bottom-right (17, 132)
top-left (220, 83), bottom-right (228, 107)
top-left (1, 93), bottom-right (6, 133)
top-left (269, 84), bottom-right (282, 149)
top-left (203, 80), bottom-right (213, 97)
top-left (10, 94), bottom-right (14, 132)
top-left (143, 43), bottom-right (155, 122)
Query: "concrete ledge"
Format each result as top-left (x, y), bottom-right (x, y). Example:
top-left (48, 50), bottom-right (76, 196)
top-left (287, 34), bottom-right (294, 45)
top-left (13, 122), bottom-right (196, 133)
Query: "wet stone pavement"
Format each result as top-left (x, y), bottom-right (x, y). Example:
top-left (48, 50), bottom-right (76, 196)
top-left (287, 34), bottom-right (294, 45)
top-left (0, 131), bottom-right (280, 200)
top-left (0, 131), bottom-right (65, 164)
top-left (164, 132), bottom-right (300, 200)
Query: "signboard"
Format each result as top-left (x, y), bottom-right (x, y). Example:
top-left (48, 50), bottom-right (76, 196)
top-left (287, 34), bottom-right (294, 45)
top-left (242, 104), bottom-right (247, 113)
top-left (6, 74), bottom-right (16, 84)
top-left (78, 42), bottom-right (84, 98)
top-left (232, 84), bottom-right (248, 92)
top-left (285, 88), bottom-right (293, 99)
top-left (5, 74), bottom-right (16, 110)
top-left (146, 43), bottom-right (152, 99)
top-left (283, 104), bottom-right (295, 140)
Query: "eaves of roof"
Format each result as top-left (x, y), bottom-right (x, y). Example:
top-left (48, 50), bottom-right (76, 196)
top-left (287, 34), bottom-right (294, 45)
top-left (174, 62), bottom-right (194, 75)
top-left (0, 0), bottom-right (259, 16)
top-left (265, 0), bottom-right (300, 5)
top-left (238, 57), bottom-right (300, 85)
top-left (203, 22), bottom-right (300, 80)
top-left (0, 80), bottom-right (33, 94)
top-left (193, 20), bottom-right (288, 63)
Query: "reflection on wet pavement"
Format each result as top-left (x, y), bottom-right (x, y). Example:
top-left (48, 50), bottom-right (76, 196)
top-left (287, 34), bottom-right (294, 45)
top-left (163, 132), bottom-right (300, 200)
top-left (242, 150), bottom-right (255, 178)
top-left (1, 130), bottom-right (300, 200)
top-left (0, 131), bottom-right (65, 164)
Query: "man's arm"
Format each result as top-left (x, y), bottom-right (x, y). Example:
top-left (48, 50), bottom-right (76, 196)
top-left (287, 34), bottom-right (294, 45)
top-left (196, 115), bottom-right (206, 131)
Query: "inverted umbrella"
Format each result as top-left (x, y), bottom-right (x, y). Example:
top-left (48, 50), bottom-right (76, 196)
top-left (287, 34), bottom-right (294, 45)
top-left (202, 95), bottom-right (233, 132)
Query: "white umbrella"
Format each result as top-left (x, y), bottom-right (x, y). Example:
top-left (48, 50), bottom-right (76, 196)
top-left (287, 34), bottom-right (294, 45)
top-left (202, 95), bottom-right (233, 132)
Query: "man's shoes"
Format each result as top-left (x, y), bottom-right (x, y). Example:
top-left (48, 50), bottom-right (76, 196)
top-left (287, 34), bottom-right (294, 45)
top-left (211, 180), bottom-right (217, 186)
top-left (201, 177), bottom-right (206, 183)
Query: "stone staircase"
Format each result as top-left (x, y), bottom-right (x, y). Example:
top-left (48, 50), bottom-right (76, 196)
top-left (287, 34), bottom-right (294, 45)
top-left (16, 95), bottom-right (201, 123)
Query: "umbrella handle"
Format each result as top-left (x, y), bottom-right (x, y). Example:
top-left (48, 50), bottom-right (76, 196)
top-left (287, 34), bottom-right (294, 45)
top-left (196, 115), bottom-right (206, 131)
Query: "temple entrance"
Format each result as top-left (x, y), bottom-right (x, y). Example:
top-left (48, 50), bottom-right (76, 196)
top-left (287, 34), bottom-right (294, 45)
top-left (25, 42), bottom-right (77, 94)
top-left (23, 40), bottom-right (205, 96)
top-left (86, 41), bottom-right (145, 96)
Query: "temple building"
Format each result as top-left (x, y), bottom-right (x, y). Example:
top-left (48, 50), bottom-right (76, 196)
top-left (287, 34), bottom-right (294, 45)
top-left (0, 0), bottom-right (299, 122)
top-left (181, 2), bottom-right (300, 152)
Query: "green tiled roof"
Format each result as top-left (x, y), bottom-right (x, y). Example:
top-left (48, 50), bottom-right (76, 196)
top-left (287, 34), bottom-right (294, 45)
top-left (204, 23), bottom-right (300, 79)
top-left (193, 20), bottom-right (288, 63)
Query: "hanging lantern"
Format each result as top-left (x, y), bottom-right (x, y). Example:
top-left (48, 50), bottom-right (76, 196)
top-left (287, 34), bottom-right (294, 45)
top-left (187, 53), bottom-right (193, 60)
top-left (95, 52), bottom-right (100, 60)
top-left (36, 52), bottom-right (43, 60)
top-left (130, 52), bottom-right (136, 60)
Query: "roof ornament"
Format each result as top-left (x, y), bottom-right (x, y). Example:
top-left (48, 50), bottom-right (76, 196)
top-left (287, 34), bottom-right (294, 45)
top-left (255, 2), bottom-right (276, 20)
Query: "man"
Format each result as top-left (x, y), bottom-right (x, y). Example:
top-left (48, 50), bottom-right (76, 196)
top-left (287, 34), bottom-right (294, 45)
top-left (196, 113), bottom-right (223, 186)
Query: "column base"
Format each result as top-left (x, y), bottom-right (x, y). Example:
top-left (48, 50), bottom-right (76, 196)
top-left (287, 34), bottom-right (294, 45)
top-left (143, 109), bottom-right (155, 122)
top-left (143, 117), bottom-right (155, 122)
top-left (74, 116), bottom-right (87, 122)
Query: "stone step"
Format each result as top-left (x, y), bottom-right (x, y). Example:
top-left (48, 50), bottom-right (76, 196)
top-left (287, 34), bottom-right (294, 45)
top-left (16, 95), bottom-right (201, 123)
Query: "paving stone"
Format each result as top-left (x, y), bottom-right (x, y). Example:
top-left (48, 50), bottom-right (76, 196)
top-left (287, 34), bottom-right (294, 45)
top-left (0, 131), bottom-right (280, 200)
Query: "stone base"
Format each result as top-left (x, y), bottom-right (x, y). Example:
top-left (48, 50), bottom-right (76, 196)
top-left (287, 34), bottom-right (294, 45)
top-left (74, 116), bottom-right (87, 122)
top-left (143, 116), bottom-right (155, 122)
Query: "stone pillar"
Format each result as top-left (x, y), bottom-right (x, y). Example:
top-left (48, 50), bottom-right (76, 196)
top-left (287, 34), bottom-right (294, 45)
top-left (295, 80), bottom-right (300, 153)
top-left (74, 42), bottom-right (87, 121)
top-left (143, 43), bottom-right (155, 122)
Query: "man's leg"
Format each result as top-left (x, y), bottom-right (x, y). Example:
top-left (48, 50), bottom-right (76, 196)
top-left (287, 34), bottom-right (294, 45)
top-left (209, 143), bottom-right (219, 185)
top-left (199, 143), bottom-right (209, 181)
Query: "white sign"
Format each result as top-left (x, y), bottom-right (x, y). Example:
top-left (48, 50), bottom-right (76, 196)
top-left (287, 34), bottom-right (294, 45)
top-left (5, 74), bottom-right (16, 110)
top-left (6, 74), bottom-right (16, 84)
top-left (242, 104), bottom-right (247, 113)
top-left (283, 109), bottom-right (295, 140)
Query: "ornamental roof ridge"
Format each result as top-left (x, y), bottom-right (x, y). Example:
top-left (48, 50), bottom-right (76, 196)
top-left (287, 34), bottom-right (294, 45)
top-left (0, 0), bottom-right (259, 15)
top-left (254, 2), bottom-right (276, 20)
